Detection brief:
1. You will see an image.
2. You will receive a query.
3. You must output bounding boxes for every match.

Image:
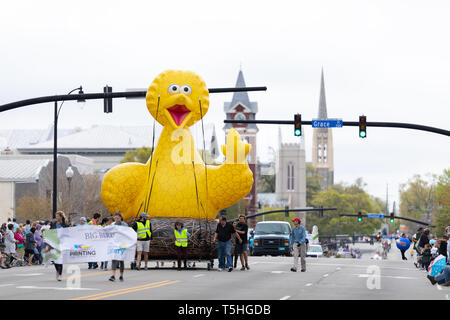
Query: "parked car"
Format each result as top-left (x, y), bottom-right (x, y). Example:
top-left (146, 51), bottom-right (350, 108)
top-left (252, 221), bottom-right (292, 257)
top-left (306, 244), bottom-right (323, 258)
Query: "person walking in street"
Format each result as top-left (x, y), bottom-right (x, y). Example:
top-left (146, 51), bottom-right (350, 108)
top-left (87, 213), bottom-right (101, 270)
top-left (132, 212), bottom-right (152, 270)
top-left (174, 221), bottom-right (190, 270)
top-left (290, 217), bottom-right (307, 272)
top-left (49, 211), bottom-right (69, 281)
top-left (231, 221), bottom-right (239, 269)
top-left (213, 216), bottom-right (242, 272)
top-left (4, 224), bottom-right (16, 265)
top-left (34, 224), bottom-right (43, 265)
top-left (100, 217), bottom-right (111, 270)
top-left (399, 233), bottom-right (409, 260)
top-left (109, 212), bottom-right (128, 282)
top-left (24, 227), bottom-right (36, 266)
top-left (235, 215), bottom-right (250, 271)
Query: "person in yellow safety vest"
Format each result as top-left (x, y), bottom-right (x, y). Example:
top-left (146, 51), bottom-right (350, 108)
top-left (88, 213), bottom-right (101, 269)
top-left (132, 212), bottom-right (152, 270)
top-left (88, 213), bottom-right (101, 226)
top-left (174, 221), bottom-right (190, 270)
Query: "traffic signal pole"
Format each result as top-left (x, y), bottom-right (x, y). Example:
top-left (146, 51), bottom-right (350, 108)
top-left (0, 87), bottom-right (267, 113)
top-left (224, 119), bottom-right (450, 137)
top-left (230, 207), bottom-right (337, 222)
top-left (339, 214), bottom-right (431, 226)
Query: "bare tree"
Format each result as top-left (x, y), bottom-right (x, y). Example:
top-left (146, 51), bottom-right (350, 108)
top-left (83, 174), bottom-right (109, 218)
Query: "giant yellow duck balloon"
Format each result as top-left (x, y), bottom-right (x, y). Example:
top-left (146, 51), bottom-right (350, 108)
top-left (101, 70), bottom-right (253, 220)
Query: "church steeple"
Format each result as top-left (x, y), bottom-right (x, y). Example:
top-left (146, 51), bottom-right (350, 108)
top-left (230, 69), bottom-right (251, 108)
top-left (318, 68), bottom-right (328, 119)
top-left (312, 68), bottom-right (334, 189)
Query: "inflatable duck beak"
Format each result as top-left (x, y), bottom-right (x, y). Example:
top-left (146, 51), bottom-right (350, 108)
top-left (164, 95), bottom-right (193, 129)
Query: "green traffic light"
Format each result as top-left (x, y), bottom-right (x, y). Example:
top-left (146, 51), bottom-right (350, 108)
top-left (359, 131), bottom-right (366, 138)
top-left (358, 217), bottom-right (362, 222)
top-left (295, 129), bottom-right (301, 136)
top-left (390, 219), bottom-right (394, 223)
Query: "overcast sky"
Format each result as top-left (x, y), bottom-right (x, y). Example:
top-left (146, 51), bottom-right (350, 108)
top-left (1, 0), bottom-right (449, 210)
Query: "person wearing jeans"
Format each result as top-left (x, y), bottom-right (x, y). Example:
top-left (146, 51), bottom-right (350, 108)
top-left (213, 216), bottom-right (241, 272)
top-left (427, 265), bottom-right (450, 286)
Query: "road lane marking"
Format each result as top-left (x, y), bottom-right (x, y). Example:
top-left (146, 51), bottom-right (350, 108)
top-left (323, 274), bottom-right (329, 277)
top-left (193, 274), bottom-right (205, 278)
top-left (71, 280), bottom-right (177, 300)
top-left (47, 270), bottom-right (111, 281)
top-left (280, 296), bottom-right (290, 300)
top-left (436, 285), bottom-right (442, 290)
top-left (15, 273), bottom-right (44, 276)
top-left (251, 261), bottom-right (417, 271)
top-left (16, 286), bottom-right (99, 291)
top-left (305, 283), bottom-right (313, 287)
top-left (0, 284), bottom-right (14, 288)
top-left (353, 274), bottom-right (419, 280)
top-left (271, 271), bottom-right (285, 274)
top-left (84, 280), bottom-right (180, 300)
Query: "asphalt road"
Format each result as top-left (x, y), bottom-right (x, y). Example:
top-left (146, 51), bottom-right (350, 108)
top-left (0, 243), bottom-right (447, 300)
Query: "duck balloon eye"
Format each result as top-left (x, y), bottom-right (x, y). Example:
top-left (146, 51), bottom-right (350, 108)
top-left (168, 84), bottom-right (180, 94)
top-left (181, 85), bottom-right (192, 95)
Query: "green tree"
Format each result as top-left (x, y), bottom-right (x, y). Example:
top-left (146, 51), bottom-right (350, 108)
top-left (120, 147), bottom-right (153, 164)
top-left (305, 180), bottom-right (383, 236)
top-left (258, 175), bottom-right (275, 193)
top-left (399, 174), bottom-right (438, 228)
top-left (434, 169), bottom-right (450, 236)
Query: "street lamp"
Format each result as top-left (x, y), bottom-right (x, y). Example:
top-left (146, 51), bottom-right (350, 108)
top-left (66, 166), bottom-right (74, 221)
top-left (52, 87), bottom-right (84, 219)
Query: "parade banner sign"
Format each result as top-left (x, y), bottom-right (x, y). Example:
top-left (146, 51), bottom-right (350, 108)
top-left (43, 225), bottom-right (137, 265)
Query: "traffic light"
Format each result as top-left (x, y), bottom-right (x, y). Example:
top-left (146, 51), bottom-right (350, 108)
top-left (285, 206), bottom-right (289, 217)
top-left (294, 114), bottom-right (302, 136)
top-left (318, 205), bottom-right (323, 218)
top-left (104, 85), bottom-right (113, 113)
top-left (357, 211), bottom-right (362, 222)
top-left (359, 115), bottom-right (367, 138)
top-left (389, 212), bottom-right (394, 223)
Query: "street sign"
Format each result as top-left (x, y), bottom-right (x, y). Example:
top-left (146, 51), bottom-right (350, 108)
top-left (312, 118), bottom-right (343, 128)
top-left (367, 214), bottom-right (385, 219)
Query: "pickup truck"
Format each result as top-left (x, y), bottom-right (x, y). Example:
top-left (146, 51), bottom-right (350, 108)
top-left (252, 221), bottom-right (292, 257)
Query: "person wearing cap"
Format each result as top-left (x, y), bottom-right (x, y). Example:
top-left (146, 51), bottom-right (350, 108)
top-left (109, 212), bottom-right (128, 282)
top-left (290, 217), bottom-right (307, 272)
top-left (132, 212), bottom-right (152, 271)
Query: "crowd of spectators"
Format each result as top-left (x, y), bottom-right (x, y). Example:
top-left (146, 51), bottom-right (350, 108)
top-left (410, 226), bottom-right (450, 286)
top-left (0, 218), bottom-right (52, 268)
